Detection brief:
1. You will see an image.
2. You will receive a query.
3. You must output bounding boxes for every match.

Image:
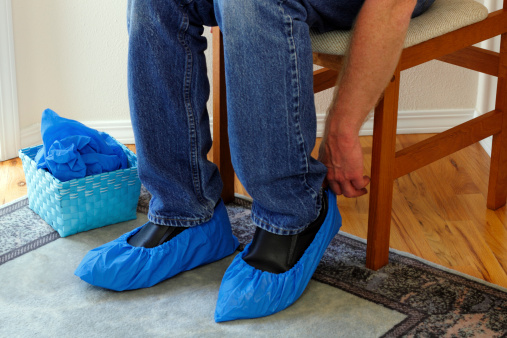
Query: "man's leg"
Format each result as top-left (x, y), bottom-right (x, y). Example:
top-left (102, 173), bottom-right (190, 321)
top-left (212, 0), bottom-right (435, 322)
top-left (128, 0), bottom-right (221, 229)
top-left (125, 0), bottom-right (224, 248)
top-left (215, 0), bottom-right (327, 237)
top-left (213, 0), bottom-right (339, 322)
top-left (74, 0), bottom-right (239, 291)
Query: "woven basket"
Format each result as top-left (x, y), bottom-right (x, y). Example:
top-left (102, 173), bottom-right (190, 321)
top-left (19, 139), bottom-right (141, 237)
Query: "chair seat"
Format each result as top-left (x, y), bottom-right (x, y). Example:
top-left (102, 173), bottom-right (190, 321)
top-left (310, 0), bottom-right (489, 56)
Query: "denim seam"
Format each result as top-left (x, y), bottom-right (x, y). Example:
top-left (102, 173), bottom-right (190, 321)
top-left (177, 6), bottom-right (206, 207)
top-left (247, 1), bottom-right (323, 233)
top-left (279, 1), bottom-right (319, 204)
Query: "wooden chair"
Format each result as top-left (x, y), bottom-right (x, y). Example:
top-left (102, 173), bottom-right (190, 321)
top-left (212, 0), bottom-right (507, 270)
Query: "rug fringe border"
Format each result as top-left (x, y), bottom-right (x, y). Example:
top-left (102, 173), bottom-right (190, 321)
top-left (339, 231), bottom-right (507, 293)
top-left (0, 232), bottom-right (60, 266)
top-left (0, 196), bottom-right (29, 217)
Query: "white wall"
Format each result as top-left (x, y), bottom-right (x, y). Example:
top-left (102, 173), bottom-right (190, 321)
top-left (315, 61), bottom-right (479, 112)
top-left (12, 1), bottom-right (130, 130)
top-left (11, 0), bottom-right (485, 146)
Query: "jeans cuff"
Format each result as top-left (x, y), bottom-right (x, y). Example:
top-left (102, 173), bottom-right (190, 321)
top-left (148, 211), bottom-right (213, 227)
top-left (251, 189), bottom-right (324, 235)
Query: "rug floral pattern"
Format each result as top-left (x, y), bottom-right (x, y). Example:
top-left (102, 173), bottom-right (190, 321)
top-left (227, 198), bottom-right (507, 337)
top-left (1, 190), bottom-right (506, 337)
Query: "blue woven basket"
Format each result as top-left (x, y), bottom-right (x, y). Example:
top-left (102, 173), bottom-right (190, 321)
top-left (19, 139), bottom-right (141, 237)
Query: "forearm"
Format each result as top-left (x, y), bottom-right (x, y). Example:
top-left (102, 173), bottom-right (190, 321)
top-left (324, 0), bottom-right (416, 140)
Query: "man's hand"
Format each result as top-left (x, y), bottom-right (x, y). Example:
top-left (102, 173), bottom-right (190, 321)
top-left (319, 128), bottom-right (370, 198)
top-left (320, 0), bottom-right (416, 198)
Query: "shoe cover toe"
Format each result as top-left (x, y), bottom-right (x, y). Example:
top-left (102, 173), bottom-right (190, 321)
top-left (215, 190), bottom-right (341, 322)
top-left (74, 226), bottom-right (185, 291)
top-left (74, 201), bottom-right (239, 291)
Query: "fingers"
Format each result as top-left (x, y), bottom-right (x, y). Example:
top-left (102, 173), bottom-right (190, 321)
top-left (340, 180), bottom-right (367, 198)
top-left (351, 175), bottom-right (370, 190)
top-left (326, 175), bottom-right (370, 198)
top-left (328, 180), bottom-right (342, 196)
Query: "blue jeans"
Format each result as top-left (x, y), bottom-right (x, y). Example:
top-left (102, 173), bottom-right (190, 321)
top-left (127, 0), bottom-right (435, 235)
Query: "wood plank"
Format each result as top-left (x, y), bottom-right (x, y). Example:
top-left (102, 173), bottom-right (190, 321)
top-left (400, 10), bottom-right (507, 71)
top-left (437, 46), bottom-right (500, 77)
top-left (394, 110), bottom-right (503, 179)
top-left (390, 187), bottom-right (443, 263)
top-left (212, 28), bottom-right (235, 203)
top-left (418, 155), bottom-right (483, 221)
top-left (447, 220), bottom-right (507, 288)
top-left (391, 167), bottom-right (463, 266)
top-left (366, 66), bottom-right (401, 270)
top-left (126, 145), bottom-right (135, 152)
top-left (0, 157), bottom-right (27, 205)
top-left (458, 194), bottom-right (507, 276)
top-left (390, 153), bottom-right (507, 286)
top-left (313, 68), bottom-right (339, 94)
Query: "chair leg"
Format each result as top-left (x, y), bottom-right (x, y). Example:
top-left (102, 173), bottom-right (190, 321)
top-left (212, 28), bottom-right (235, 203)
top-left (488, 33), bottom-right (507, 210)
top-left (366, 68), bottom-right (401, 270)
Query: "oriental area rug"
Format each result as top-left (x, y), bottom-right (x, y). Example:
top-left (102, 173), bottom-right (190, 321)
top-left (1, 189), bottom-right (506, 337)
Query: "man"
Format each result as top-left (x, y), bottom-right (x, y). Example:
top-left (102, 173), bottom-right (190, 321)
top-left (75, 0), bottom-right (435, 322)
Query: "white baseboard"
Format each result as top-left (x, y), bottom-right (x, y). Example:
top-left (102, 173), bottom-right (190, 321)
top-left (473, 110), bottom-right (493, 157)
top-left (85, 120), bottom-right (136, 145)
top-left (479, 137), bottom-right (492, 157)
top-left (319, 108), bottom-right (476, 137)
top-left (353, 108), bottom-right (475, 137)
top-left (20, 108), bottom-right (476, 150)
top-left (20, 120), bottom-right (135, 149)
top-left (209, 108), bottom-right (476, 138)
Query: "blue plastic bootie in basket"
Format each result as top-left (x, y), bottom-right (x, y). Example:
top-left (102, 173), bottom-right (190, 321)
top-left (35, 108), bottom-right (128, 182)
top-left (214, 189), bottom-right (341, 322)
top-left (74, 200), bottom-right (239, 291)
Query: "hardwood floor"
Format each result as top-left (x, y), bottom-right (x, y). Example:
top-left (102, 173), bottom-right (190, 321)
top-left (2, 135), bottom-right (507, 287)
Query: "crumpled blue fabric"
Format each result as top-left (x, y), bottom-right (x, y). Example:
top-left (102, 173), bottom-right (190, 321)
top-left (34, 109), bottom-right (128, 182)
top-left (74, 200), bottom-right (239, 291)
top-left (214, 189), bottom-right (341, 322)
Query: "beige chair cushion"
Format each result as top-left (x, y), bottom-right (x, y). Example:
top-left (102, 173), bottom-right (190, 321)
top-left (310, 0), bottom-right (489, 56)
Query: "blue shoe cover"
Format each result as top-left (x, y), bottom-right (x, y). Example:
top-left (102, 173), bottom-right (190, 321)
top-left (214, 189), bottom-right (341, 322)
top-left (75, 201), bottom-right (239, 291)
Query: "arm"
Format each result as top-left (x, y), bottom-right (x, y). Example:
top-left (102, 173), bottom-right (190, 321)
top-left (319, 0), bottom-right (416, 197)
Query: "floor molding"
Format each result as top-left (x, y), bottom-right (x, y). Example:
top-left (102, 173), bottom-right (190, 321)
top-left (20, 120), bottom-right (136, 149)
top-left (21, 108), bottom-right (478, 151)
top-left (480, 137), bottom-right (493, 157)
top-left (349, 108), bottom-right (475, 137)
top-left (210, 108), bottom-right (476, 138)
